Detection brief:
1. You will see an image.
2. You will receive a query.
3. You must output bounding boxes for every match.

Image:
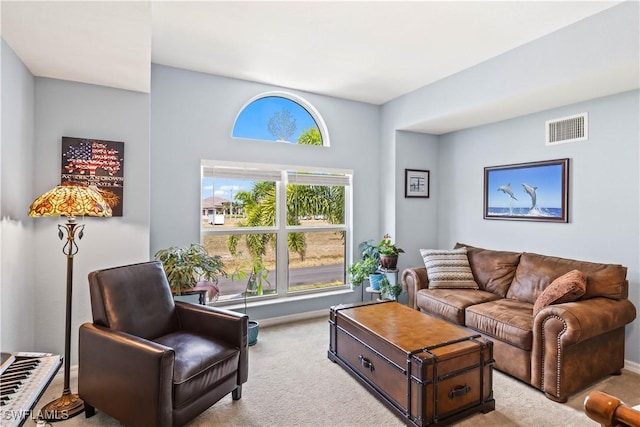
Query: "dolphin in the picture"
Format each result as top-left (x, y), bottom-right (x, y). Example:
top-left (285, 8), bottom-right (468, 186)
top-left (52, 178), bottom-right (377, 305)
top-left (522, 183), bottom-right (537, 209)
top-left (497, 183), bottom-right (518, 200)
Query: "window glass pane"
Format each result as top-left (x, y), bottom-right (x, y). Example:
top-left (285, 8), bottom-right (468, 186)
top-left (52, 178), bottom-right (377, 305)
top-left (202, 177), bottom-right (276, 229)
top-left (288, 231), bottom-right (345, 292)
top-left (233, 96), bottom-right (322, 145)
top-left (287, 183), bottom-right (345, 226)
top-left (202, 233), bottom-right (276, 302)
top-left (201, 161), bottom-right (351, 303)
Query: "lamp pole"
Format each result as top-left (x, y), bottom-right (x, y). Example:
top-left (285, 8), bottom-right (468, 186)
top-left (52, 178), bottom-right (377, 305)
top-left (40, 218), bottom-right (85, 421)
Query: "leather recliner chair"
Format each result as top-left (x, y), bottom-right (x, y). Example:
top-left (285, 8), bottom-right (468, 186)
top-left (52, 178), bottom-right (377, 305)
top-left (78, 261), bottom-right (248, 427)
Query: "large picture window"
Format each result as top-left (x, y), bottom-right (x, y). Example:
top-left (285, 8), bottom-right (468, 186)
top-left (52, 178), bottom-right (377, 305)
top-left (201, 161), bottom-right (351, 303)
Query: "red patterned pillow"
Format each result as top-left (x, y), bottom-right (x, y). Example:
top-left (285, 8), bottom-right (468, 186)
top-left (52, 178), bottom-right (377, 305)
top-left (533, 270), bottom-right (587, 315)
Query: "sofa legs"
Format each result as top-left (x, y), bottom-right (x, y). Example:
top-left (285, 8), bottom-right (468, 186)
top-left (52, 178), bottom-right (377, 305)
top-left (232, 386), bottom-right (242, 400)
top-left (84, 403), bottom-right (96, 418)
top-left (544, 392), bottom-right (568, 403)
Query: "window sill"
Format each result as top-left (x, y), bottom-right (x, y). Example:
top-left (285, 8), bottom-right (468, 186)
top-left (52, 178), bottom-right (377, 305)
top-left (218, 288), bottom-right (354, 313)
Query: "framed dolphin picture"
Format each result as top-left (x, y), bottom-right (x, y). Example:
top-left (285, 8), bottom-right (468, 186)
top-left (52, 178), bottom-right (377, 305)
top-left (484, 158), bottom-right (569, 222)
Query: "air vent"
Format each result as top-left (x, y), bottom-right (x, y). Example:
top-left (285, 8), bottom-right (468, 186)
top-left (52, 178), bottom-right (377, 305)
top-left (545, 113), bottom-right (588, 145)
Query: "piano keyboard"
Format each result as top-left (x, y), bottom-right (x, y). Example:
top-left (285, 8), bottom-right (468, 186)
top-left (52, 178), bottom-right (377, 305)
top-left (1, 352), bottom-right (62, 427)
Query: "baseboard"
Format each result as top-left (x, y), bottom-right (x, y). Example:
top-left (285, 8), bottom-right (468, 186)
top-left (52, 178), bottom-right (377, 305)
top-left (258, 309), bottom-right (327, 328)
top-left (624, 359), bottom-right (640, 374)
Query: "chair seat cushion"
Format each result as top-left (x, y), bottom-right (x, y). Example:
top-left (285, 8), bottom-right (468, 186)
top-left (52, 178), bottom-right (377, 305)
top-left (465, 299), bottom-right (534, 351)
top-left (416, 288), bottom-right (502, 325)
top-left (155, 331), bottom-right (240, 408)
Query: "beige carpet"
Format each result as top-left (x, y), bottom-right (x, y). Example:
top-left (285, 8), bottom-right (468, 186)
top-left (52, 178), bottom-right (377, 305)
top-left (32, 316), bottom-right (639, 427)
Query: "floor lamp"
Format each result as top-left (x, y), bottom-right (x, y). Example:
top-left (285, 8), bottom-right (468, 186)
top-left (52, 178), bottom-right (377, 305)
top-left (28, 185), bottom-right (111, 422)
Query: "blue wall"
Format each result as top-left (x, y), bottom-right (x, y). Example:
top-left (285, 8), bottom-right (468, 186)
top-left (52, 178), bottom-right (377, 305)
top-left (150, 64), bottom-right (381, 318)
top-left (379, 1), bottom-right (639, 366)
top-left (1, 39), bottom-right (36, 353)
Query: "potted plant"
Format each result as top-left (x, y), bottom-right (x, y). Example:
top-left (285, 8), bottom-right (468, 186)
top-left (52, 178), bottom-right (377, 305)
top-left (229, 256), bottom-right (271, 346)
top-left (377, 234), bottom-right (404, 270)
top-left (154, 243), bottom-right (226, 297)
top-left (348, 240), bottom-right (384, 290)
top-left (379, 275), bottom-right (403, 301)
top-left (348, 257), bottom-right (385, 290)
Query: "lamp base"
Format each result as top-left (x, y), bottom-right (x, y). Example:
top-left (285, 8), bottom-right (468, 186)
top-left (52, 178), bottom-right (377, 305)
top-left (40, 390), bottom-right (84, 422)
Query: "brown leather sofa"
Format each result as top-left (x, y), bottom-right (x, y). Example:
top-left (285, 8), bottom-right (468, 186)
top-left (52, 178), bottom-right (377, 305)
top-left (78, 261), bottom-right (248, 427)
top-left (402, 243), bottom-right (636, 403)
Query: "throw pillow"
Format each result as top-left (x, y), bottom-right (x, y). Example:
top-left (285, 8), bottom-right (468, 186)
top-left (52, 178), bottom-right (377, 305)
top-left (532, 269), bottom-right (587, 315)
top-left (420, 247), bottom-right (479, 289)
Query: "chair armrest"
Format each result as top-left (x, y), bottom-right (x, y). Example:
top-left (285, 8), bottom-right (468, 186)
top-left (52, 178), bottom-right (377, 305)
top-left (78, 323), bottom-right (175, 427)
top-left (175, 302), bottom-right (248, 346)
top-left (401, 267), bottom-right (429, 310)
top-left (585, 391), bottom-right (640, 427)
top-left (175, 302), bottom-right (249, 384)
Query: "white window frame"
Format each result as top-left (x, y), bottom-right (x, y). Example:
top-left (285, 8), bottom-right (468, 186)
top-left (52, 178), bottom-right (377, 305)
top-left (201, 160), bottom-right (352, 303)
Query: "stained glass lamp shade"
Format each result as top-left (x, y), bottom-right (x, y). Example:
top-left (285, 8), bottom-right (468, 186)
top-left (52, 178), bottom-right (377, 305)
top-left (28, 185), bottom-right (111, 422)
top-left (28, 185), bottom-right (112, 219)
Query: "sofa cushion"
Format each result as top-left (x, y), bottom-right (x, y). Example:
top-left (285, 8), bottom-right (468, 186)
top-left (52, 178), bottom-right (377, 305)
top-left (532, 269), bottom-right (587, 315)
top-left (507, 252), bottom-right (628, 304)
top-left (416, 288), bottom-right (501, 325)
top-left (465, 299), bottom-right (534, 351)
top-left (420, 247), bottom-right (479, 289)
top-left (455, 243), bottom-right (521, 297)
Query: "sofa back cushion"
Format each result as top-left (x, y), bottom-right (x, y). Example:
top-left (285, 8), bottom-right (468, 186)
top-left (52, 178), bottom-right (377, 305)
top-left (507, 252), bottom-right (628, 304)
top-left (455, 243), bottom-right (521, 298)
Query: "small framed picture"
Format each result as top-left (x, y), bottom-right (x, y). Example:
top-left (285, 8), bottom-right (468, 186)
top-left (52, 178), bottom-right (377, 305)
top-left (405, 169), bottom-right (430, 198)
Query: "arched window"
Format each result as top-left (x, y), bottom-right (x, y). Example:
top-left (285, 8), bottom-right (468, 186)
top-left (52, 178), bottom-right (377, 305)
top-left (232, 92), bottom-right (329, 146)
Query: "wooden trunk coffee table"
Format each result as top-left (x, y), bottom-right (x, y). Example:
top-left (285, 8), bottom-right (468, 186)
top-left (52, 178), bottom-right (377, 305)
top-left (328, 300), bottom-right (495, 426)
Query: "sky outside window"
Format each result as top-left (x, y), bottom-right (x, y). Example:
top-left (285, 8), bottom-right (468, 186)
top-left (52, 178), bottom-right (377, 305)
top-left (203, 178), bottom-right (254, 201)
top-left (232, 96), bottom-right (320, 143)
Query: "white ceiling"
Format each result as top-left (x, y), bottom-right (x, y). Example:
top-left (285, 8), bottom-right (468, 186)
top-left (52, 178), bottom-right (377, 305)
top-left (2, 1), bottom-right (624, 105)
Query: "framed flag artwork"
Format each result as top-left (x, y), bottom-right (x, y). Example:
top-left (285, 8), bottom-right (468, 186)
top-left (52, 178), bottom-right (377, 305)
top-left (61, 136), bottom-right (125, 216)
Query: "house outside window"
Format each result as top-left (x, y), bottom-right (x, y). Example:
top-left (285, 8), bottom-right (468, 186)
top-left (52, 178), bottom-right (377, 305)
top-left (201, 161), bottom-right (352, 303)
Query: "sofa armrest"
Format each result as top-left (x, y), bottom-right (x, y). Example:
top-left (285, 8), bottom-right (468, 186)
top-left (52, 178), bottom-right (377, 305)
top-left (401, 267), bottom-right (429, 310)
top-left (78, 323), bottom-right (175, 427)
top-left (175, 302), bottom-right (249, 384)
top-left (533, 297), bottom-right (636, 344)
top-left (531, 297), bottom-right (636, 402)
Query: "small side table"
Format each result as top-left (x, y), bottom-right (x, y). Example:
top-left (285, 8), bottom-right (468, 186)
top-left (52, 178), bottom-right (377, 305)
top-left (372, 269), bottom-right (400, 301)
top-left (365, 286), bottom-right (382, 301)
top-left (380, 268), bottom-right (399, 285)
top-left (181, 289), bottom-right (208, 305)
